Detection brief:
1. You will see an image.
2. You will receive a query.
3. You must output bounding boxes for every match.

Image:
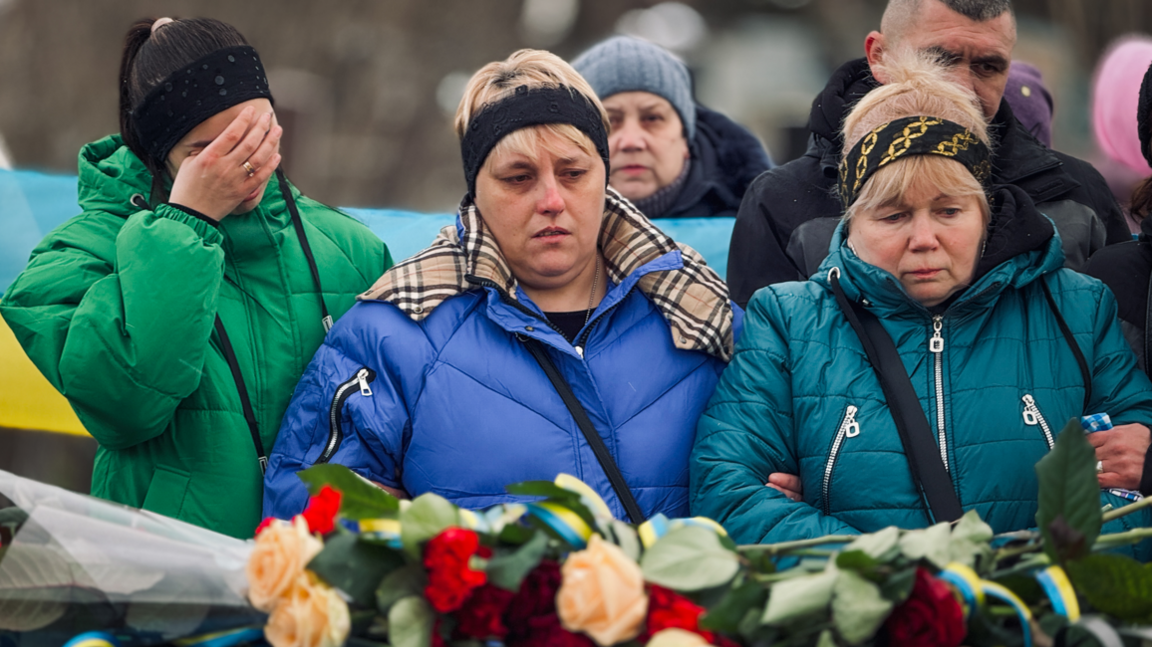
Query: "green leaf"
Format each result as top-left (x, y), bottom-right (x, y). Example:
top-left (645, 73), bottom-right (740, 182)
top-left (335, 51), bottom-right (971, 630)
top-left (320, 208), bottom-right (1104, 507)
top-left (835, 550), bottom-right (879, 573)
top-left (296, 464), bottom-right (400, 520)
top-left (832, 570), bottom-right (893, 645)
top-left (816, 628), bottom-right (837, 647)
top-left (388, 596), bottom-right (434, 647)
top-left (400, 493), bottom-right (459, 558)
top-left (486, 531), bottom-right (548, 592)
top-left (609, 520), bottom-right (642, 562)
top-left (376, 564), bottom-right (428, 614)
top-left (1066, 553), bottom-right (1152, 623)
top-left (898, 523), bottom-right (951, 569)
top-left (879, 566), bottom-right (917, 603)
top-left (845, 526), bottom-right (899, 560)
top-left (640, 526), bottom-right (740, 591)
top-left (761, 568), bottom-right (838, 626)
top-left (949, 510), bottom-right (994, 567)
top-left (308, 531), bottom-right (406, 607)
top-left (1035, 419), bottom-right (1103, 563)
top-left (699, 577), bottom-right (767, 633)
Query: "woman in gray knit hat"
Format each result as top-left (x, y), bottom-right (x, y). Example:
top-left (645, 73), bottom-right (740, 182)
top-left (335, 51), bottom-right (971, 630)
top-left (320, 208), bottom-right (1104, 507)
top-left (573, 36), bottom-right (772, 219)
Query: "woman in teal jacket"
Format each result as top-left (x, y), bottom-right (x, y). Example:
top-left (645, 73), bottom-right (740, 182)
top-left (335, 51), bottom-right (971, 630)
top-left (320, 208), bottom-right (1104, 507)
top-left (690, 52), bottom-right (1152, 546)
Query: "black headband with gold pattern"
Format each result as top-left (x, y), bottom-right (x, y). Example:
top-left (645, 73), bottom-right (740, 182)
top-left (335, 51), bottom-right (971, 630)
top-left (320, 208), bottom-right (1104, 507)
top-left (838, 115), bottom-right (992, 208)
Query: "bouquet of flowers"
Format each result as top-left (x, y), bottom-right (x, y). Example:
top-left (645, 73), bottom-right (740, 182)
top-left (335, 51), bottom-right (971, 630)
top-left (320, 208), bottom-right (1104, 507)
top-left (251, 420), bottom-right (1152, 647)
top-left (0, 469), bottom-right (266, 647)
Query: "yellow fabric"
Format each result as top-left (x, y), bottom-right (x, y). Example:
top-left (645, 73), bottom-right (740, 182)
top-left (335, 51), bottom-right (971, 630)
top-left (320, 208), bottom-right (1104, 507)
top-left (0, 315), bottom-right (87, 436)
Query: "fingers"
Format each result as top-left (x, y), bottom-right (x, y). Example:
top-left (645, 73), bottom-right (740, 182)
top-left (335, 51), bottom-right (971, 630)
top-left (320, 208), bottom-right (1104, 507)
top-left (766, 483), bottom-right (802, 502)
top-left (226, 111), bottom-right (274, 164)
top-left (243, 123), bottom-right (282, 176)
top-left (202, 106), bottom-right (257, 159)
top-left (767, 473), bottom-right (802, 491)
top-left (1086, 430), bottom-right (1109, 447)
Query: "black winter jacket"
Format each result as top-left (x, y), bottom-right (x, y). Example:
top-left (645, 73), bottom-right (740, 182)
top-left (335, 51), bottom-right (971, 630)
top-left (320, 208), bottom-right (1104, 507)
top-left (727, 58), bottom-right (1130, 307)
top-left (656, 105), bottom-right (772, 219)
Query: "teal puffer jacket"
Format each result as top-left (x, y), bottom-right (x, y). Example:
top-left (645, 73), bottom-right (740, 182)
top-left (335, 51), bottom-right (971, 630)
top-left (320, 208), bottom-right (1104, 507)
top-left (691, 190), bottom-right (1152, 546)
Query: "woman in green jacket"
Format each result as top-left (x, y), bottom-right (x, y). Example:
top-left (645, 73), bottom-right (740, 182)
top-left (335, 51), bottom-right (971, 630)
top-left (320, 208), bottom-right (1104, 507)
top-left (690, 51), bottom-right (1152, 548)
top-left (0, 17), bottom-right (391, 538)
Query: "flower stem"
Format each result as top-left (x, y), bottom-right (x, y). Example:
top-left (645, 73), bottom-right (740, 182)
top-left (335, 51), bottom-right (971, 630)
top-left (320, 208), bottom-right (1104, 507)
top-left (1093, 527), bottom-right (1152, 548)
top-left (738, 535), bottom-right (857, 554)
top-left (1101, 494), bottom-right (1152, 522)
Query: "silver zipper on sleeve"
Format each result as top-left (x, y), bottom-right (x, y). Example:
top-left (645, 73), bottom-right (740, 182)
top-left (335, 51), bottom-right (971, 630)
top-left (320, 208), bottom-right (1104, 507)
top-left (822, 405), bottom-right (859, 514)
top-left (317, 367), bottom-right (375, 464)
top-left (930, 315), bottom-right (949, 473)
top-left (1022, 394), bottom-right (1054, 449)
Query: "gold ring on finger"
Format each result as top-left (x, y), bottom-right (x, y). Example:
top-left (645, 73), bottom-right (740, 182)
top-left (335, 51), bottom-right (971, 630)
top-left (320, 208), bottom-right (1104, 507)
top-left (242, 161), bottom-right (256, 177)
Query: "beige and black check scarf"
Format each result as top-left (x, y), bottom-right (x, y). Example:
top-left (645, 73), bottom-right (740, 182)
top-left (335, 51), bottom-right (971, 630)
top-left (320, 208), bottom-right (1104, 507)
top-left (359, 187), bottom-right (735, 361)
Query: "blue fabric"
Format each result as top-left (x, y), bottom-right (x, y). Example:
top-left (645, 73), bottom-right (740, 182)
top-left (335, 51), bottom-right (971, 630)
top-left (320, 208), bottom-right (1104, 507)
top-left (691, 214), bottom-right (1152, 556)
top-left (264, 252), bottom-right (743, 520)
top-left (0, 169), bottom-right (736, 296)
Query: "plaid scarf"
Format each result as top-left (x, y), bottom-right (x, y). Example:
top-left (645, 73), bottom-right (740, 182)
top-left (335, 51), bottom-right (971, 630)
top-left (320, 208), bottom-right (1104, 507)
top-left (359, 187), bottom-right (735, 361)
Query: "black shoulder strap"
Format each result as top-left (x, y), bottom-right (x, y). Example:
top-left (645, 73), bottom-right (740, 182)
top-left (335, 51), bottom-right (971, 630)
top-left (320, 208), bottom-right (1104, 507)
top-left (1144, 267), bottom-right (1152, 374)
top-left (278, 169), bottom-right (333, 332)
top-left (829, 270), bottom-right (964, 523)
top-left (1039, 278), bottom-right (1092, 413)
top-left (214, 316), bottom-right (268, 474)
top-left (520, 336), bottom-right (645, 523)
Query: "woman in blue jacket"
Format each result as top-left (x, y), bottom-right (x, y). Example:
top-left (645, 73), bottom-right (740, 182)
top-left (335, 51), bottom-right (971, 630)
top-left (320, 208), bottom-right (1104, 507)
top-left (264, 49), bottom-right (739, 522)
top-left (690, 51), bottom-right (1152, 546)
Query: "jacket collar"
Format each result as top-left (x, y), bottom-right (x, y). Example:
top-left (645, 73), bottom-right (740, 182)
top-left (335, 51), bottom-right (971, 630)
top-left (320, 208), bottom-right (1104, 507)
top-left (359, 187), bottom-right (736, 360)
top-left (811, 185), bottom-right (1063, 317)
top-left (809, 59), bottom-right (1077, 199)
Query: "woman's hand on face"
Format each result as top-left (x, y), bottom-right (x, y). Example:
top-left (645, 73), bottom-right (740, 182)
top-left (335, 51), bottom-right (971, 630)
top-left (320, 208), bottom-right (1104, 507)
top-left (168, 107), bottom-right (282, 221)
top-left (767, 473), bottom-right (803, 502)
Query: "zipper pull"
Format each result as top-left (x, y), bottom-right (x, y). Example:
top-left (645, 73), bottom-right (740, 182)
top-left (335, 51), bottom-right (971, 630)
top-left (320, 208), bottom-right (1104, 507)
top-left (322, 315), bottom-right (334, 333)
top-left (357, 368), bottom-right (373, 397)
top-left (930, 315), bottom-right (944, 354)
top-left (1022, 394), bottom-right (1038, 425)
top-left (844, 405), bottom-right (860, 438)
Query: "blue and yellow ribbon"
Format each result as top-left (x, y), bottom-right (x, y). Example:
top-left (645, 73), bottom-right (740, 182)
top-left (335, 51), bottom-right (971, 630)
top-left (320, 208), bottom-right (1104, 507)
top-left (1034, 565), bottom-right (1080, 622)
top-left (63, 633), bottom-right (121, 647)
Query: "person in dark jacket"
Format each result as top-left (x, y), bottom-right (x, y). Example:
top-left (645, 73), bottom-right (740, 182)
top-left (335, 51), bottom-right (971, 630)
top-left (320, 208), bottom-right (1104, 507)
top-left (0, 17), bottom-right (391, 538)
top-left (693, 51), bottom-right (1152, 552)
top-left (264, 49), bottom-right (740, 522)
top-left (1084, 58), bottom-right (1152, 497)
top-left (572, 36), bottom-right (771, 219)
top-left (727, 0), bottom-right (1128, 307)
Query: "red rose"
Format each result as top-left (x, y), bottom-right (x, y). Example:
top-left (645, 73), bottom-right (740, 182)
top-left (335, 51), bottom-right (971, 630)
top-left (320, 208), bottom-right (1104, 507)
top-left (455, 584), bottom-right (516, 639)
top-left (504, 561), bottom-right (595, 647)
top-left (300, 485), bottom-right (342, 535)
top-left (641, 584), bottom-right (714, 643)
top-left (424, 527), bottom-right (487, 613)
top-left (253, 516), bottom-right (277, 536)
top-left (884, 568), bottom-right (966, 647)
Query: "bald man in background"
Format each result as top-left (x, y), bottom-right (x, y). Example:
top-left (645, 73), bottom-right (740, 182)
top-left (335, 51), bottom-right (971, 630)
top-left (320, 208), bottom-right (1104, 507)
top-left (727, 0), bottom-right (1128, 304)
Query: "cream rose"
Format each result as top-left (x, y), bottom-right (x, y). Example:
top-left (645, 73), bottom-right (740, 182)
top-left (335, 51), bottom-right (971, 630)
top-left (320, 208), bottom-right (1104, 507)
top-left (648, 628), bottom-right (713, 647)
top-left (247, 517), bottom-right (323, 611)
top-left (264, 574), bottom-right (350, 647)
top-left (557, 534), bottom-right (648, 646)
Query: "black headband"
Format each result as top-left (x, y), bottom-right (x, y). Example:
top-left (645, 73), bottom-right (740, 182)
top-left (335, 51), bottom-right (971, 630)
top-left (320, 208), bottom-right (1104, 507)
top-left (460, 85), bottom-right (610, 196)
top-left (839, 115), bottom-right (992, 208)
top-left (132, 45), bottom-right (273, 168)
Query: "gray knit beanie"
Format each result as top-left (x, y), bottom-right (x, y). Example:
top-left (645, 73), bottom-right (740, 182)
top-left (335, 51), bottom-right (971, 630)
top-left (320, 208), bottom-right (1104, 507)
top-left (572, 36), bottom-right (696, 140)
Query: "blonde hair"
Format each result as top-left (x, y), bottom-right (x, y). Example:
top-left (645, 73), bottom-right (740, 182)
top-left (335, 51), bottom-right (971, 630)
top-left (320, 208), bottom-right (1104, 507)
top-left (455, 49), bottom-right (609, 169)
top-left (842, 49), bottom-right (992, 221)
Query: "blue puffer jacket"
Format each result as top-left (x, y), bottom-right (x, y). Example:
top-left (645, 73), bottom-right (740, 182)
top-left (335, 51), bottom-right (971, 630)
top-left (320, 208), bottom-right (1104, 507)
top-left (691, 186), bottom-right (1152, 550)
top-left (266, 192), bottom-right (741, 520)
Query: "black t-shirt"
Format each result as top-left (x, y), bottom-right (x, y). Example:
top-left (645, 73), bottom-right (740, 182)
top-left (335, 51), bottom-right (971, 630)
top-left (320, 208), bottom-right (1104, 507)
top-left (544, 310), bottom-right (592, 343)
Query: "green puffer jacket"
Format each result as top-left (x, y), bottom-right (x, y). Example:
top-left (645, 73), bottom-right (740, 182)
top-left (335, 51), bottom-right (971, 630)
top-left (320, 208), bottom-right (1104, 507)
top-left (0, 135), bottom-right (392, 538)
top-left (691, 186), bottom-right (1152, 550)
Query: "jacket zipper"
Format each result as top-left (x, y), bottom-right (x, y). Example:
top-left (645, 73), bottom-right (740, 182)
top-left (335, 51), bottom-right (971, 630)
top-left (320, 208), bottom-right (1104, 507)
top-left (822, 404), bottom-right (859, 514)
top-left (316, 367), bottom-right (376, 464)
top-left (467, 275), bottom-right (632, 359)
top-left (1022, 394), bottom-right (1055, 449)
top-left (930, 315), bottom-right (949, 473)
